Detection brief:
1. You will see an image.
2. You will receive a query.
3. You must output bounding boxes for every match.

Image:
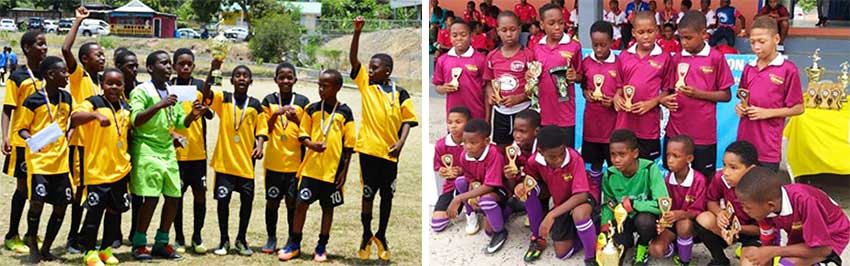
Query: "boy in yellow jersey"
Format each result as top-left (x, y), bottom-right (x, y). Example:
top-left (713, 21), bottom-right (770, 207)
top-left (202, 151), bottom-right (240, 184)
top-left (170, 48), bottom-right (214, 254)
top-left (200, 62), bottom-right (266, 256)
top-left (16, 56), bottom-right (73, 263)
top-left (62, 7), bottom-right (107, 253)
top-left (71, 69), bottom-right (131, 266)
top-left (349, 16), bottom-right (419, 262)
top-left (1, 30), bottom-right (47, 254)
top-left (278, 69), bottom-right (355, 263)
top-left (257, 62), bottom-right (310, 254)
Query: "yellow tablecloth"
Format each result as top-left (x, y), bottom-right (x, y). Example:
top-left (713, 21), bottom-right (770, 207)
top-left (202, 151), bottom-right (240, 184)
top-left (783, 96), bottom-right (850, 177)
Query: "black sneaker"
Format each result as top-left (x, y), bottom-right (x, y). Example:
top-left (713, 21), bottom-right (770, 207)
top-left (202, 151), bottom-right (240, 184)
top-left (523, 237), bottom-right (546, 262)
top-left (132, 246), bottom-right (153, 261)
top-left (485, 230), bottom-right (507, 254)
top-left (706, 258), bottom-right (731, 266)
top-left (585, 258), bottom-right (600, 266)
top-left (152, 244), bottom-right (183, 259)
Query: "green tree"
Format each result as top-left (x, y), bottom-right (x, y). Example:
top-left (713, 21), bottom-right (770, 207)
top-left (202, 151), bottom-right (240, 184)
top-left (189, 0), bottom-right (220, 23)
top-left (248, 11), bottom-right (302, 63)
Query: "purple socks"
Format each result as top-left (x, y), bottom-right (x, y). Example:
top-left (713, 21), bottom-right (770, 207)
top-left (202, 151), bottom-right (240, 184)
top-left (431, 218), bottom-right (449, 232)
top-left (479, 196), bottom-right (504, 232)
top-left (454, 177), bottom-right (473, 215)
top-left (525, 188), bottom-right (544, 238)
top-left (676, 236), bottom-right (693, 262)
top-left (575, 218), bottom-right (597, 260)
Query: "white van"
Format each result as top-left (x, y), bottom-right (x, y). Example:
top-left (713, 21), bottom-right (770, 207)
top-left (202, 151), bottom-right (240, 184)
top-left (78, 19), bottom-right (110, 36)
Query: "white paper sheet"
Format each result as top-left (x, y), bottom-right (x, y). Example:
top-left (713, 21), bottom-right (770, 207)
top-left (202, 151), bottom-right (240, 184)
top-left (25, 122), bottom-right (63, 154)
top-left (169, 85), bottom-right (199, 102)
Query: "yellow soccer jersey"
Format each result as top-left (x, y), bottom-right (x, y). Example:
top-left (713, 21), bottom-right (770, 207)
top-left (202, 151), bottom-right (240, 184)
top-left (171, 77), bottom-right (210, 161)
top-left (296, 101), bottom-right (356, 183)
top-left (68, 64), bottom-right (102, 147)
top-left (208, 90), bottom-right (265, 179)
top-left (259, 92), bottom-right (310, 173)
top-left (350, 64), bottom-right (419, 162)
top-left (16, 90), bottom-right (73, 175)
top-left (4, 66), bottom-right (42, 147)
top-left (72, 96), bottom-right (132, 185)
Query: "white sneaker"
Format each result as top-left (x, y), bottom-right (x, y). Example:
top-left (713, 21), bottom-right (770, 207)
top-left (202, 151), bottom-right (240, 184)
top-left (465, 213), bottom-right (480, 235)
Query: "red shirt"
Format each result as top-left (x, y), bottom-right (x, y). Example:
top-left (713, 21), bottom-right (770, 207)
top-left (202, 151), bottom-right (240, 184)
top-left (464, 9), bottom-right (483, 23)
top-left (437, 28), bottom-right (451, 48)
top-left (579, 52), bottom-right (621, 143)
top-left (736, 55), bottom-right (803, 163)
top-left (664, 168), bottom-right (707, 218)
top-left (656, 37), bottom-right (681, 54)
top-left (706, 171), bottom-right (755, 226)
top-left (471, 32), bottom-right (495, 52)
top-left (484, 16), bottom-right (497, 28)
top-left (484, 47), bottom-right (536, 113)
top-left (532, 34), bottom-right (582, 127)
top-left (433, 135), bottom-right (465, 193)
top-left (758, 184), bottom-right (850, 255)
top-left (562, 7), bottom-right (572, 26)
top-left (528, 33), bottom-right (545, 47)
top-left (666, 45), bottom-right (735, 145)
top-left (758, 5), bottom-right (790, 18)
top-left (616, 43), bottom-right (673, 140)
top-left (459, 144), bottom-right (506, 190)
top-left (522, 147), bottom-right (596, 205)
top-left (514, 3), bottom-right (537, 23)
top-left (432, 47), bottom-right (489, 120)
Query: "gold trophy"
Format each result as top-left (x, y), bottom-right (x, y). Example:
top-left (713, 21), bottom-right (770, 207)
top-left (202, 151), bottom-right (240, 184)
top-left (623, 85), bottom-right (636, 109)
top-left (491, 80), bottom-right (503, 102)
top-left (592, 74), bottom-right (605, 101)
top-left (806, 86), bottom-right (820, 108)
top-left (675, 63), bottom-right (690, 90)
top-left (613, 203), bottom-right (628, 233)
top-left (839, 62), bottom-right (849, 103)
top-left (449, 67), bottom-right (462, 88)
top-left (737, 89), bottom-right (750, 109)
top-left (720, 199), bottom-right (741, 245)
top-left (526, 61), bottom-right (543, 110)
top-left (549, 65), bottom-right (571, 102)
top-left (831, 84), bottom-right (842, 110)
top-left (506, 145), bottom-right (519, 171)
top-left (596, 221), bottom-right (623, 266)
top-left (657, 197), bottom-right (673, 228)
top-left (210, 33), bottom-right (230, 87)
top-left (819, 83), bottom-right (832, 109)
top-left (518, 175), bottom-right (537, 201)
top-left (440, 154), bottom-right (455, 179)
top-left (467, 181), bottom-right (482, 206)
top-left (806, 49), bottom-right (825, 83)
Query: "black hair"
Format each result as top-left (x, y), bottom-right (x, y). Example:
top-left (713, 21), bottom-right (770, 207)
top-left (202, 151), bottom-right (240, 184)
top-left (114, 47), bottom-right (128, 58)
top-left (633, 11), bottom-right (656, 25)
top-left (20, 30), bottom-right (43, 55)
top-left (145, 50), bottom-right (169, 67)
top-left (662, 22), bottom-right (677, 31)
top-left (736, 166), bottom-right (783, 202)
top-left (752, 15), bottom-right (779, 35)
top-left (78, 42), bottom-right (100, 63)
top-left (445, 11), bottom-right (455, 19)
top-left (451, 20), bottom-right (472, 32)
top-left (321, 69), bottom-right (343, 86)
top-left (434, 6), bottom-right (443, 14)
top-left (275, 61), bottom-right (296, 77)
top-left (232, 65), bottom-right (253, 78)
top-left (530, 21), bottom-right (541, 29)
top-left (514, 109), bottom-right (541, 128)
top-left (487, 6), bottom-right (500, 17)
top-left (668, 135), bottom-right (695, 155)
top-left (537, 126), bottom-right (566, 150)
top-left (467, 1), bottom-right (475, 6)
top-left (682, 0), bottom-right (693, 9)
top-left (538, 3), bottom-right (562, 19)
top-left (724, 140), bottom-right (759, 167)
top-left (173, 47), bottom-right (195, 63)
top-left (463, 119), bottom-right (490, 137)
top-left (609, 129), bottom-right (639, 150)
top-left (102, 67), bottom-right (124, 80)
top-left (38, 56), bottom-right (65, 79)
top-left (448, 106), bottom-right (471, 120)
top-left (679, 10), bottom-right (707, 32)
top-left (114, 48), bottom-right (136, 67)
top-left (497, 11), bottom-right (521, 25)
top-left (590, 20), bottom-right (614, 39)
top-left (371, 53), bottom-right (394, 71)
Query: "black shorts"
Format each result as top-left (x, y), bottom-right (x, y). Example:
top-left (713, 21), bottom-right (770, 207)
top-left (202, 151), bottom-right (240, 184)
top-left (550, 196), bottom-right (598, 241)
top-left (820, 251), bottom-right (842, 266)
top-left (492, 110), bottom-right (519, 145)
top-left (29, 173), bottom-right (73, 205)
top-left (296, 176), bottom-right (343, 208)
top-left (663, 137), bottom-right (716, 177)
top-left (69, 145), bottom-right (85, 186)
top-left (213, 173), bottom-right (254, 200)
top-left (359, 154), bottom-right (398, 200)
top-left (2, 146), bottom-right (26, 179)
top-left (638, 138), bottom-right (661, 160)
top-left (738, 233), bottom-right (761, 247)
top-left (581, 140), bottom-right (611, 166)
top-left (434, 191), bottom-right (455, 212)
top-left (265, 170), bottom-right (297, 200)
top-left (178, 160), bottom-right (207, 192)
top-left (82, 176), bottom-right (131, 213)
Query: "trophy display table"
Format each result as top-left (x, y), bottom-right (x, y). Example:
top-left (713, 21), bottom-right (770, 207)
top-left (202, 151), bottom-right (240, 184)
top-left (784, 96), bottom-right (850, 178)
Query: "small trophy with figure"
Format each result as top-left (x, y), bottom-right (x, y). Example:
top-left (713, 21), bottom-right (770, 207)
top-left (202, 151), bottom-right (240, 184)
top-left (210, 33), bottom-right (230, 86)
top-left (525, 61), bottom-right (543, 110)
top-left (806, 49), bottom-right (825, 83)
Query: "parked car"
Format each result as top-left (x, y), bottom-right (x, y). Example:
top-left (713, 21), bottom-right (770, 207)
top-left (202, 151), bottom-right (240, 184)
top-left (27, 17), bottom-right (43, 31)
top-left (176, 28), bottom-right (200, 39)
top-left (224, 27), bottom-right (249, 41)
top-left (78, 19), bottom-right (109, 36)
top-left (57, 18), bottom-right (72, 33)
top-left (0, 19), bottom-right (16, 32)
top-left (43, 20), bottom-right (58, 33)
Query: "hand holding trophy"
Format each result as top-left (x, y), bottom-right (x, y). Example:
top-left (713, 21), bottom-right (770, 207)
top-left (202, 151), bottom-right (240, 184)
top-left (210, 33), bottom-right (230, 86)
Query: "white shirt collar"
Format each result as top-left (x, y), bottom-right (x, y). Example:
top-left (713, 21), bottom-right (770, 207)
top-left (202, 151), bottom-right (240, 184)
top-left (767, 186), bottom-right (793, 218)
top-left (539, 33), bottom-right (572, 45)
top-left (534, 147), bottom-right (570, 168)
top-left (465, 144), bottom-right (490, 162)
top-left (590, 51), bottom-right (616, 63)
top-left (682, 42), bottom-right (711, 57)
top-left (667, 168), bottom-right (695, 187)
top-left (721, 175), bottom-right (732, 189)
top-left (444, 134), bottom-right (461, 147)
top-left (747, 53), bottom-right (785, 67)
top-left (447, 47), bottom-right (474, 58)
top-left (626, 43), bottom-right (663, 56)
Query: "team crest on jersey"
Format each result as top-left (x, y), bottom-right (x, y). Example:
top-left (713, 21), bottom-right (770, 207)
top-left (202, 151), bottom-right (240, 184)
top-left (496, 74), bottom-right (519, 91)
top-left (563, 174), bottom-right (573, 182)
top-left (649, 60), bottom-right (661, 69)
top-left (791, 221), bottom-right (802, 230)
top-left (559, 51), bottom-right (573, 60)
top-left (701, 66), bottom-right (714, 73)
top-left (769, 73), bottom-right (784, 85)
top-left (465, 64), bottom-right (479, 72)
top-left (685, 195), bottom-right (695, 203)
top-left (608, 70), bottom-right (618, 78)
top-left (510, 61), bottom-right (526, 72)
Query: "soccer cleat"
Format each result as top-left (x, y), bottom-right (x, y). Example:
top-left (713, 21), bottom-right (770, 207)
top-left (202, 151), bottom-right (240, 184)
top-left (192, 241), bottom-right (207, 254)
top-left (674, 255), bottom-right (689, 266)
top-left (357, 235), bottom-right (372, 260)
top-left (633, 244), bottom-right (649, 266)
top-left (277, 244), bottom-right (301, 261)
top-left (235, 240), bottom-right (253, 256)
top-left (485, 230), bottom-right (508, 254)
top-left (98, 247), bottom-right (120, 265)
top-left (465, 213), bottom-right (480, 235)
top-left (261, 238), bottom-right (277, 254)
top-left (373, 236), bottom-right (390, 261)
top-left (84, 250), bottom-right (105, 266)
top-left (313, 244), bottom-right (328, 262)
top-left (735, 246), bottom-right (742, 258)
top-left (4, 236), bottom-right (29, 253)
top-left (66, 241), bottom-right (82, 254)
top-left (585, 258), bottom-right (600, 266)
top-left (131, 246), bottom-right (153, 261)
top-left (152, 244), bottom-right (182, 259)
top-left (213, 241), bottom-right (230, 256)
top-left (523, 236), bottom-right (547, 262)
top-left (174, 242), bottom-right (186, 254)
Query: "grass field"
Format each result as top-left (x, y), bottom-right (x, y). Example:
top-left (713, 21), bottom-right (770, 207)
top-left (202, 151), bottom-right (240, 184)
top-left (0, 76), bottom-right (423, 265)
